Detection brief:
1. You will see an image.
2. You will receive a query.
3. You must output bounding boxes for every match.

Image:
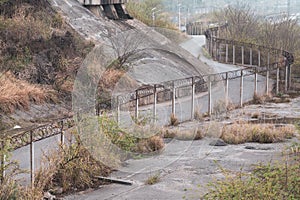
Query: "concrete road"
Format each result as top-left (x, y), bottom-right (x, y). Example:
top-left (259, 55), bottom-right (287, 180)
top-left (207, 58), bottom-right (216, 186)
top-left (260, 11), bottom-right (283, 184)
top-left (65, 36), bottom-right (276, 200)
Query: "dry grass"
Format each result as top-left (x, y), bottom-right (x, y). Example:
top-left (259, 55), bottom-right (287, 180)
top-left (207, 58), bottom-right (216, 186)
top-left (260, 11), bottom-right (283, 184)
top-left (35, 142), bottom-right (111, 194)
top-left (135, 136), bottom-right (165, 154)
top-left (0, 72), bottom-right (56, 113)
top-left (162, 127), bottom-right (205, 141)
top-left (145, 173), bottom-right (161, 185)
top-left (221, 123), bottom-right (297, 144)
top-left (194, 109), bottom-right (204, 121)
top-left (170, 113), bottom-right (179, 126)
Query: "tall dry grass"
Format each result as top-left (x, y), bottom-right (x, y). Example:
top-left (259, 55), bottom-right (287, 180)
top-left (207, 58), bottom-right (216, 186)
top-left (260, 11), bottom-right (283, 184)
top-left (0, 72), bottom-right (56, 113)
top-left (221, 123), bottom-right (296, 144)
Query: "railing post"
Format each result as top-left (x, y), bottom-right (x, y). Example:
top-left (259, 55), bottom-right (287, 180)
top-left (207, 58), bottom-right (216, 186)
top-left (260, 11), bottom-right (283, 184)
top-left (60, 121), bottom-right (64, 145)
top-left (225, 72), bottom-right (229, 107)
top-left (214, 41), bottom-right (218, 60)
top-left (116, 96), bottom-right (120, 125)
top-left (240, 70), bottom-right (244, 107)
top-left (135, 90), bottom-right (139, 120)
top-left (191, 77), bottom-right (195, 120)
top-left (210, 37), bottom-right (213, 56)
top-left (285, 64), bottom-right (288, 92)
top-left (208, 76), bottom-right (212, 116)
top-left (276, 64), bottom-right (280, 94)
top-left (172, 82), bottom-right (176, 115)
top-left (250, 48), bottom-right (253, 66)
top-left (0, 141), bottom-right (5, 184)
top-left (288, 64), bottom-right (292, 90)
top-left (254, 67), bottom-right (258, 94)
top-left (153, 85), bottom-right (157, 123)
top-left (232, 45), bottom-right (236, 65)
top-left (225, 44), bottom-right (228, 63)
top-left (258, 49), bottom-right (261, 67)
top-left (241, 46), bottom-right (244, 65)
top-left (30, 131), bottom-right (35, 188)
top-left (266, 67), bottom-right (270, 94)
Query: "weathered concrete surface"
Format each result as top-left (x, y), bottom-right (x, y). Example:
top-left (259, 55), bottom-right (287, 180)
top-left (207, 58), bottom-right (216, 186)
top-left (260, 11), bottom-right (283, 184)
top-left (64, 36), bottom-right (299, 199)
top-left (49, 0), bottom-right (214, 86)
top-left (65, 138), bottom-right (296, 200)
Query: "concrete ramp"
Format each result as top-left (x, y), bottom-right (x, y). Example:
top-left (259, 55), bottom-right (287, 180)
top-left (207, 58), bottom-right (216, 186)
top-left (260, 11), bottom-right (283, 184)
top-left (78, 0), bottom-right (132, 20)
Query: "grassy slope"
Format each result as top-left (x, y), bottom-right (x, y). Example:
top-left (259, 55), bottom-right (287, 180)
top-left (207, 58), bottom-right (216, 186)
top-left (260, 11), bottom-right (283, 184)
top-left (0, 0), bottom-right (94, 129)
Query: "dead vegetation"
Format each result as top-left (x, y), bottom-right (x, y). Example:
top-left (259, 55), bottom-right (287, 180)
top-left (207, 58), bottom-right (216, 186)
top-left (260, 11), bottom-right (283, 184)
top-left (0, 72), bottom-right (56, 113)
top-left (170, 113), bottom-right (179, 126)
top-left (162, 127), bottom-right (205, 141)
top-left (221, 123), bottom-right (296, 144)
top-left (145, 173), bottom-right (161, 185)
top-left (135, 136), bottom-right (165, 154)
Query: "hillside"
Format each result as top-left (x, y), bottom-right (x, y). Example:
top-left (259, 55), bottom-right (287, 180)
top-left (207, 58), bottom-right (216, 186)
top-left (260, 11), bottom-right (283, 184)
top-left (0, 0), bottom-right (212, 130)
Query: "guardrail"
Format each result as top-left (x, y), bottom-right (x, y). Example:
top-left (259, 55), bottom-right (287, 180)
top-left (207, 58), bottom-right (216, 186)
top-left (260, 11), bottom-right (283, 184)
top-left (0, 23), bottom-right (295, 188)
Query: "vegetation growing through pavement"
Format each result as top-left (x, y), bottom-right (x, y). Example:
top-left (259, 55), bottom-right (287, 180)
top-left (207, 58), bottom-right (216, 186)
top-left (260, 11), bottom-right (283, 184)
top-left (221, 123), bottom-right (296, 144)
top-left (204, 143), bottom-right (300, 199)
top-left (145, 173), bottom-right (161, 185)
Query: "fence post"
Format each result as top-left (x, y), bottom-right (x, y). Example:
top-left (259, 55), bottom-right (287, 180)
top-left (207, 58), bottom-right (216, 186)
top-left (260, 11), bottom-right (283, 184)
top-left (254, 67), bottom-right (258, 95)
top-left (276, 64), bottom-right (280, 94)
top-left (288, 64), bottom-right (292, 90)
top-left (266, 67), bottom-right (270, 94)
top-left (240, 70), bottom-right (244, 107)
top-left (241, 46), bottom-right (244, 65)
top-left (210, 37), bottom-right (213, 56)
top-left (214, 41), bottom-right (218, 60)
top-left (116, 96), bottom-right (120, 125)
top-left (225, 72), bottom-right (229, 107)
top-left (30, 131), bottom-right (35, 188)
top-left (232, 45), bottom-right (236, 65)
top-left (258, 49), bottom-right (261, 67)
top-left (153, 85), bottom-right (157, 123)
top-left (172, 82), bottom-right (176, 115)
top-left (225, 44), bottom-right (228, 63)
top-left (60, 121), bottom-right (64, 145)
top-left (266, 51), bottom-right (270, 94)
top-left (191, 77), bottom-right (195, 120)
top-left (250, 48), bottom-right (253, 66)
top-left (135, 90), bottom-right (139, 120)
top-left (285, 64), bottom-right (288, 92)
top-left (208, 76), bottom-right (212, 116)
top-left (0, 141), bottom-right (5, 184)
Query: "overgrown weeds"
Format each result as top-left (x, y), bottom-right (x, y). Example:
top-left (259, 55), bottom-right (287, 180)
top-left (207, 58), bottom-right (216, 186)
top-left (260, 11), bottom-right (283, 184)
top-left (204, 152), bottom-right (300, 199)
top-left (145, 173), bottom-right (161, 185)
top-left (170, 113), bottom-right (179, 126)
top-left (162, 127), bottom-right (205, 141)
top-left (0, 72), bottom-right (56, 113)
top-left (221, 123), bottom-right (297, 144)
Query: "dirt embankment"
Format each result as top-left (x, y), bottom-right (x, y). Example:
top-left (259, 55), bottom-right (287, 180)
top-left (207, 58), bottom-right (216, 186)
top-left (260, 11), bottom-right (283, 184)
top-left (0, 0), bottom-right (94, 129)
